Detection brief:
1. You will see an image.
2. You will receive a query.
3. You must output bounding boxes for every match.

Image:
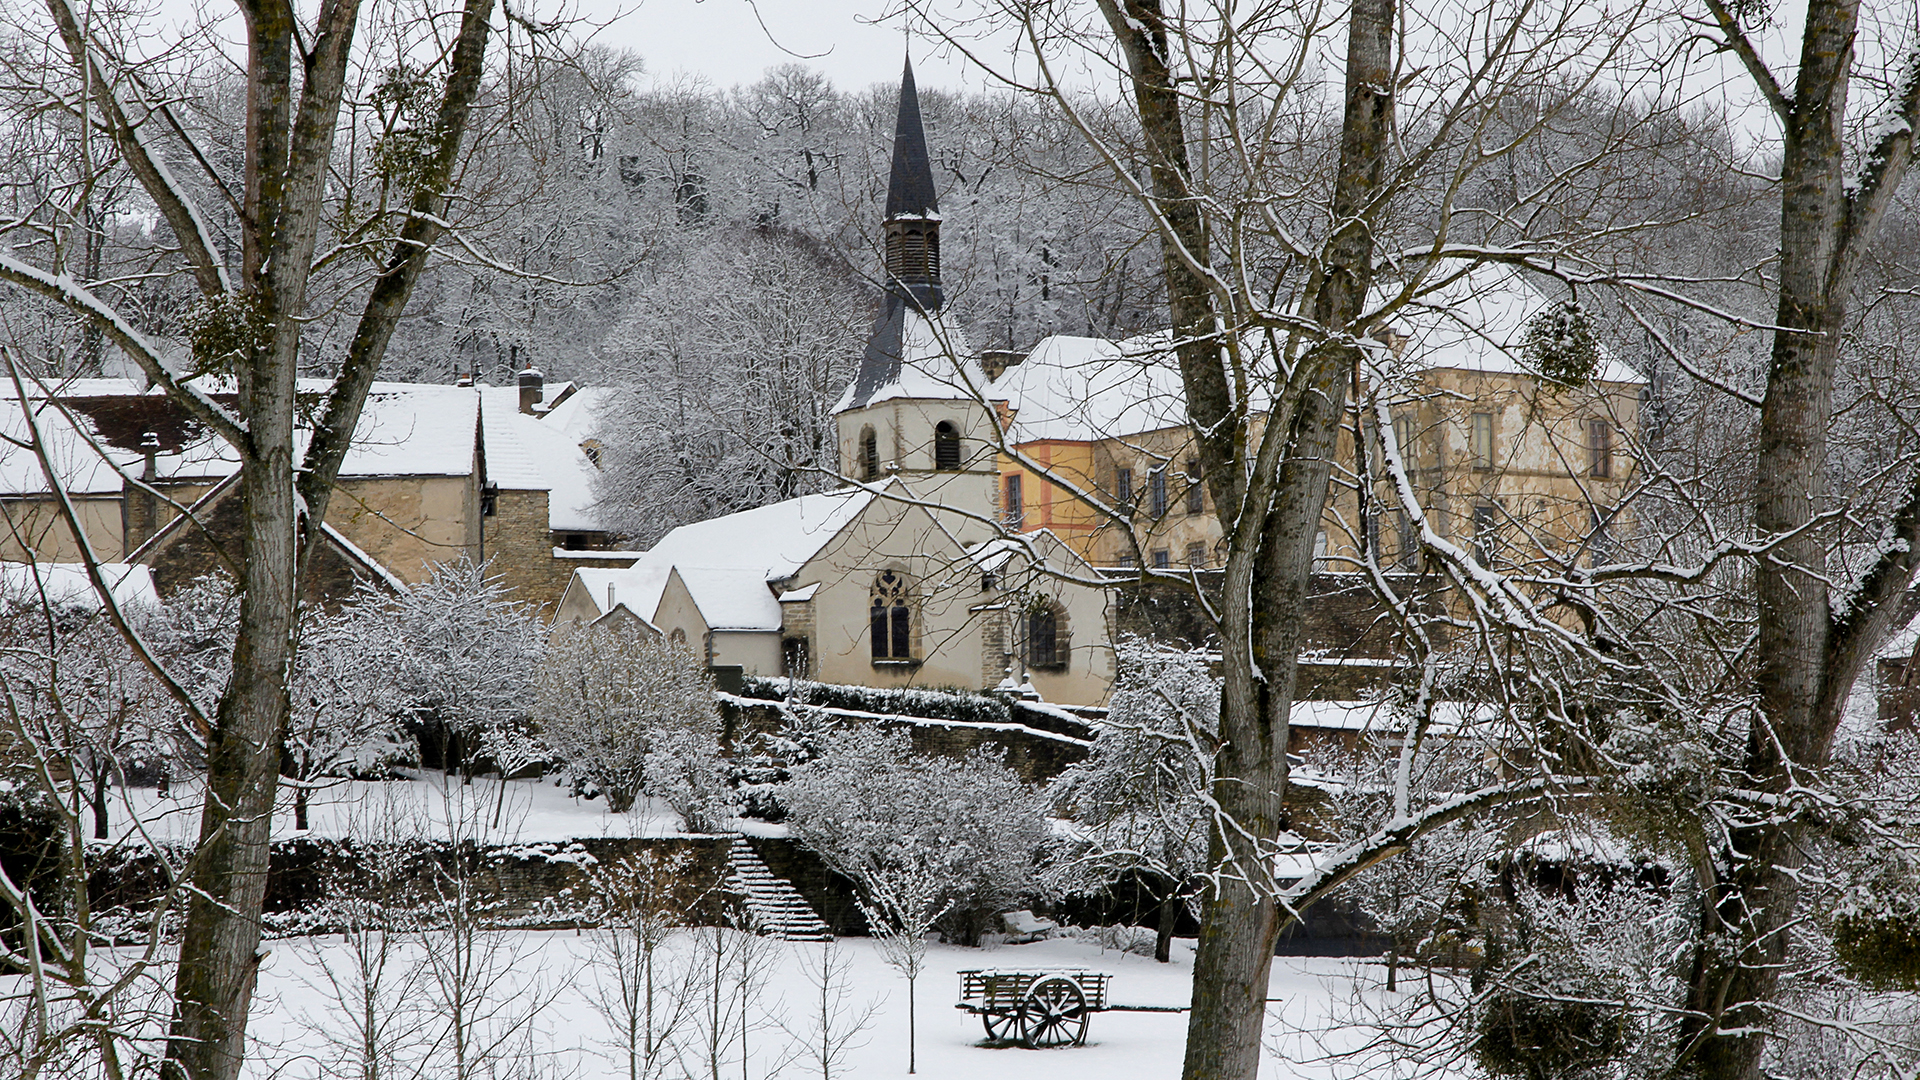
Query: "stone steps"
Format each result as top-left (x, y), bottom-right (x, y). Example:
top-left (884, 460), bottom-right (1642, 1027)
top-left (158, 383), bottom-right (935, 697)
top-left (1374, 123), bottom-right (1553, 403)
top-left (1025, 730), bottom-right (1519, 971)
top-left (728, 837), bottom-right (831, 941)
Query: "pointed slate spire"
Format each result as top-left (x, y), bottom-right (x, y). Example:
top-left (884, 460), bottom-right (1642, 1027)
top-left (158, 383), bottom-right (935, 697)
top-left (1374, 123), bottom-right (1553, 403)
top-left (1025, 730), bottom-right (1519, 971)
top-left (885, 57), bottom-right (939, 220)
top-left (881, 55), bottom-right (942, 309)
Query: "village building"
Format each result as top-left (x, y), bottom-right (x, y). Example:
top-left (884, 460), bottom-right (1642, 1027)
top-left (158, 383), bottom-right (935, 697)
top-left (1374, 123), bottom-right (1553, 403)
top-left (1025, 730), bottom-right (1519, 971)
top-left (0, 372), bottom-right (624, 611)
top-left (989, 263), bottom-right (1645, 577)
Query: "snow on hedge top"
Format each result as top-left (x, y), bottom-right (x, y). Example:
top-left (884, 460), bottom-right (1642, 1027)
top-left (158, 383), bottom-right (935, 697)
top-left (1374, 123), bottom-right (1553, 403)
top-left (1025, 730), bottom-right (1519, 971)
top-left (0, 561), bottom-right (157, 612)
top-left (577, 487), bottom-right (877, 626)
top-left (1383, 263), bottom-right (1643, 385)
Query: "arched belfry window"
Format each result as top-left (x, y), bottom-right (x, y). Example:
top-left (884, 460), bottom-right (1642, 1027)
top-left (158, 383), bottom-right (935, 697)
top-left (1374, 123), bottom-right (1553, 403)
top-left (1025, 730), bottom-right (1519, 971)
top-left (1028, 601), bottom-right (1070, 671)
top-left (859, 426), bottom-right (880, 481)
top-left (870, 570), bottom-right (913, 662)
top-left (934, 421), bottom-right (961, 471)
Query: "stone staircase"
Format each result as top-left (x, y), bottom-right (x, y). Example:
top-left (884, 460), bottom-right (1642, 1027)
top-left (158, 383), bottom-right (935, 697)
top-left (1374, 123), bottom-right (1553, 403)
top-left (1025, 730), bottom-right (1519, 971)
top-left (727, 837), bottom-right (831, 941)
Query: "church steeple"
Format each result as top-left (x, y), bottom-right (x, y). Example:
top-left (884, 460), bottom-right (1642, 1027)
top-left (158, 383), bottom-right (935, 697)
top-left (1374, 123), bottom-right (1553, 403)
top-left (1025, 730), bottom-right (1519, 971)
top-left (883, 56), bottom-right (942, 309)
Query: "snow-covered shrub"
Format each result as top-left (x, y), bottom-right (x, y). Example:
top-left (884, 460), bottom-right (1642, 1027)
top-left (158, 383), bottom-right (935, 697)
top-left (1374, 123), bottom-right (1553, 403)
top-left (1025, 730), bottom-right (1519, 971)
top-left (535, 624), bottom-right (717, 814)
top-left (730, 704), bottom-right (836, 821)
top-left (286, 591), bottom-right (415, 829)
top-left (393, 560), bottom-right (543, 771)
top-left (1466, 851), bottom-right (1689, 1080)
top-left (1048, 638), bottom-right (1215, 960)
top-left (781, 724), bottom-right (1049, 945)
top-left (644, 727), bottom-right (734, 833)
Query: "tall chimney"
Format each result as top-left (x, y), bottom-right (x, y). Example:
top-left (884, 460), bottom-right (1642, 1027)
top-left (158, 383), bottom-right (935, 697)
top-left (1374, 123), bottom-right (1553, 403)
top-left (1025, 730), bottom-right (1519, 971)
top-left (517, 365), bottom-right (544, 415)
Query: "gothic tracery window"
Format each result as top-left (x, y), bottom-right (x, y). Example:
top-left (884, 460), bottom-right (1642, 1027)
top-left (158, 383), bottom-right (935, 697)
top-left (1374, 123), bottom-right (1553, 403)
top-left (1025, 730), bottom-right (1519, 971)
top-left (870, 570), bottom-right (913, 662)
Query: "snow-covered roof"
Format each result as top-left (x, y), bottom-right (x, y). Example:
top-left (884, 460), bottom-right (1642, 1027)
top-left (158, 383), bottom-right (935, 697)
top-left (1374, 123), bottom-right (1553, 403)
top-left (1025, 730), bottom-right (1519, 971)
top-left (0, 380), bottom-right (487, 497)
top-left (476, 387), bottom-right (605, 533)
top-left (0, 378), bottom-right (611, 534)
top-left (672, 566), bottom-right (782, 632)
top-left (988, 332), bottom-right (1189, 442)
top-left (1383, 263), bottom-right (1643, 385)
top-left (991, 264), bottom-right (1643, 448)
top-left (0, 562), bottom-right (158, 612)
top-left (835, 298), bottom-right (985, 412)
top-left (340, 382), bottom-right (479, 477)
top-left (571, 486), bottom-right (877, 626)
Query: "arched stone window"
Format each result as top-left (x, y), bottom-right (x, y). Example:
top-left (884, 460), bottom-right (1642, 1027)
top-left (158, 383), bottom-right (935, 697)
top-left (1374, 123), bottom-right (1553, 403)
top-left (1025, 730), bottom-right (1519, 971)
top-left (1028, 600), bottom-right (1070, 671)
top-left (870, 570), bottom-right (914, 662)
top-left (859, 426), bottom-right (880, 481)
top-left (934, 421), bottom-right (961, 471)
top-left (668, 627), bottom-right (687, 649)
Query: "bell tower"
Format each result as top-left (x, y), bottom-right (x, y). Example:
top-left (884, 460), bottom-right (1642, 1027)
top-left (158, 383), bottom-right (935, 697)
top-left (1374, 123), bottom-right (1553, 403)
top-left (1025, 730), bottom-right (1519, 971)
top-left (834, 55), bottom-right (996, 537)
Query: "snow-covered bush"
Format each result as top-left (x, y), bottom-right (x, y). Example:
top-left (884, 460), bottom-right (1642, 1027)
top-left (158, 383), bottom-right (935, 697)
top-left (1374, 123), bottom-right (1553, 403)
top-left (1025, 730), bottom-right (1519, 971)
top-left (731, 704), bottom-right (837, 821)
top-left (393, 560), bottom-right (543, 772)
top-left (781, 725), bottom-right (1049, 945)
top-left (644, 727), bottom-right (734, 833)
top-left (535, 623), bottom-right (717, 814)
top-left (286, 591), bottom-right (415, 829)
top-left (1048, 638), bottom-right (1215, 960)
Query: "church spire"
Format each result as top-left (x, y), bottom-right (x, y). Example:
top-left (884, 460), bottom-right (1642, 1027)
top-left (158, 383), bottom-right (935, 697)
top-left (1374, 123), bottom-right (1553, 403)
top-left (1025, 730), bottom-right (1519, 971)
top-left (883, 55), bottom-right (942, 309)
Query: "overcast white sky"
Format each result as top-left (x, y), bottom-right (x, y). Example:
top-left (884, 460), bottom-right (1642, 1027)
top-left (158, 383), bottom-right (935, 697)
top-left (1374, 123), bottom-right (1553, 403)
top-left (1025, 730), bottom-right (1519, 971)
top-left (560, 0), bottom-right (1009, 95)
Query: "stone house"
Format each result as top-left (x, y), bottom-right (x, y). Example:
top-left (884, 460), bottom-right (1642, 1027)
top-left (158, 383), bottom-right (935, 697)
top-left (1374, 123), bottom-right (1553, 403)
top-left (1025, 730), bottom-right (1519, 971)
top-left (989, 262), bottom-right (1644, 576)
top-left (0, 373), bottom-right (622, 611)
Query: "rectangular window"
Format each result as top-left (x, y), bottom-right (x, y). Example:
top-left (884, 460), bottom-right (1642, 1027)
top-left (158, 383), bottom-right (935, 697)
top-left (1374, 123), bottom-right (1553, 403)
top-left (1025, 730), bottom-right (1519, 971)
top-left (1472, 504), bottom-right (1499, 565)
top-left (1393, 415), bottom-right (1417, 468)
top-left (1115, 467), bottom-right (1133, 508)
top-left (1397, 510), bottom-right (1418, 569)
top-left (1186, 541), bottom-right (1208, 568)
top-left (1470, 412), bottom-right (1494, 471)
top-left (1589, 419), bottom-right (1613, 478)
top-left (1185, 458), bottom-right (1204, 514)
top-left (1149, 467), bottom-right (1168, 517)
top-left (1004, 474), bottom-right (1024, 530)
top-left (1313, 529), bottom-right (1329, 573)
top-left (1151, 548), bottom-right (1171, 569)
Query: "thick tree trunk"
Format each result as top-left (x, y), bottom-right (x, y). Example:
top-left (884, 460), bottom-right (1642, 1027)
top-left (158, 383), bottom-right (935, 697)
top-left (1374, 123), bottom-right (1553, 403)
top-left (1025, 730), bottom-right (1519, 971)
top-left (164, 457), bottom-right (299, 1080)
top-left (1094, 1), bottom-right (1394, 1077)
top-left (90, 765), bottom-right (109, 840)
top-left (1677, 1), bottom-right (1920, 1075)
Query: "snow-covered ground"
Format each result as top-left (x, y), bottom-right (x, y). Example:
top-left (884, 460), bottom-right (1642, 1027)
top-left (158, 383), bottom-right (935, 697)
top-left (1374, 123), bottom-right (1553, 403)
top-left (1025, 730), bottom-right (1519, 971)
top-left (93, 773), bottom-right (697, 846)
top-left (233, 931), bottom-right (1405, 1080)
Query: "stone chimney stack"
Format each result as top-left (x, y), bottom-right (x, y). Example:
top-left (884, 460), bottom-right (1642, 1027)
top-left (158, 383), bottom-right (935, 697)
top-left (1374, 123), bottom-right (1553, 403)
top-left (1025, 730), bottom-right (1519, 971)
top-left (517, 365), bottom-right (544, 415)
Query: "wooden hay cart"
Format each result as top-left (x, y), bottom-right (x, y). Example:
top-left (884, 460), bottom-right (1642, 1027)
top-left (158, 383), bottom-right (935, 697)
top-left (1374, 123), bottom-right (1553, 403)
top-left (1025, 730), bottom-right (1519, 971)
top-left (954, 969), bottom-right (1111, 1047)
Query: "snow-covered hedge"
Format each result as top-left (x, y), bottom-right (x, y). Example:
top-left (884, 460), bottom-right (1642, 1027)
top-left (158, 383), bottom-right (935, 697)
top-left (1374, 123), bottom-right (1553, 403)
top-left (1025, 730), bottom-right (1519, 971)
top-left (737, 677), bottom-right (1014, 728)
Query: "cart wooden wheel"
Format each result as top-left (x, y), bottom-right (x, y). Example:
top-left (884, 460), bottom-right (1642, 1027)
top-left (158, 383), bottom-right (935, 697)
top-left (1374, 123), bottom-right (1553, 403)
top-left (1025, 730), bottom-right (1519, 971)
top-left (981, 1009), bottom-right (1014, 1041)
top-left (1017, 975), bottom-right (1090, 1048)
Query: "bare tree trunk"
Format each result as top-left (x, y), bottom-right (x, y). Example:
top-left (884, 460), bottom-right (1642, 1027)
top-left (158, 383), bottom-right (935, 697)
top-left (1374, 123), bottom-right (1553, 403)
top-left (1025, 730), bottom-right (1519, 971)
top-left (1155, 887), bottom-right (1179, 964)
top-left (1096, 1), bottom-right (1394, 1076)
top-left (1678, 3), bottom-right (1920, 1076)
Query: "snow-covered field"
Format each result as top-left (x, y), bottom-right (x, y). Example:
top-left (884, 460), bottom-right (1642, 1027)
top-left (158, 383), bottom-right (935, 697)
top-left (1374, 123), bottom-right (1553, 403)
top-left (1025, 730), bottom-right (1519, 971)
top-left (235, 931), bottom-right (1398, 1080)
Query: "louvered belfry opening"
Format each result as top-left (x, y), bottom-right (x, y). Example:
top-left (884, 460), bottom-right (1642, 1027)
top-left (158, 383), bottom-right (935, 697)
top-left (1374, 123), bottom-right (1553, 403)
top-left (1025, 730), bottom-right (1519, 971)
top-left (885, 220), bottom-right (940, 292)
